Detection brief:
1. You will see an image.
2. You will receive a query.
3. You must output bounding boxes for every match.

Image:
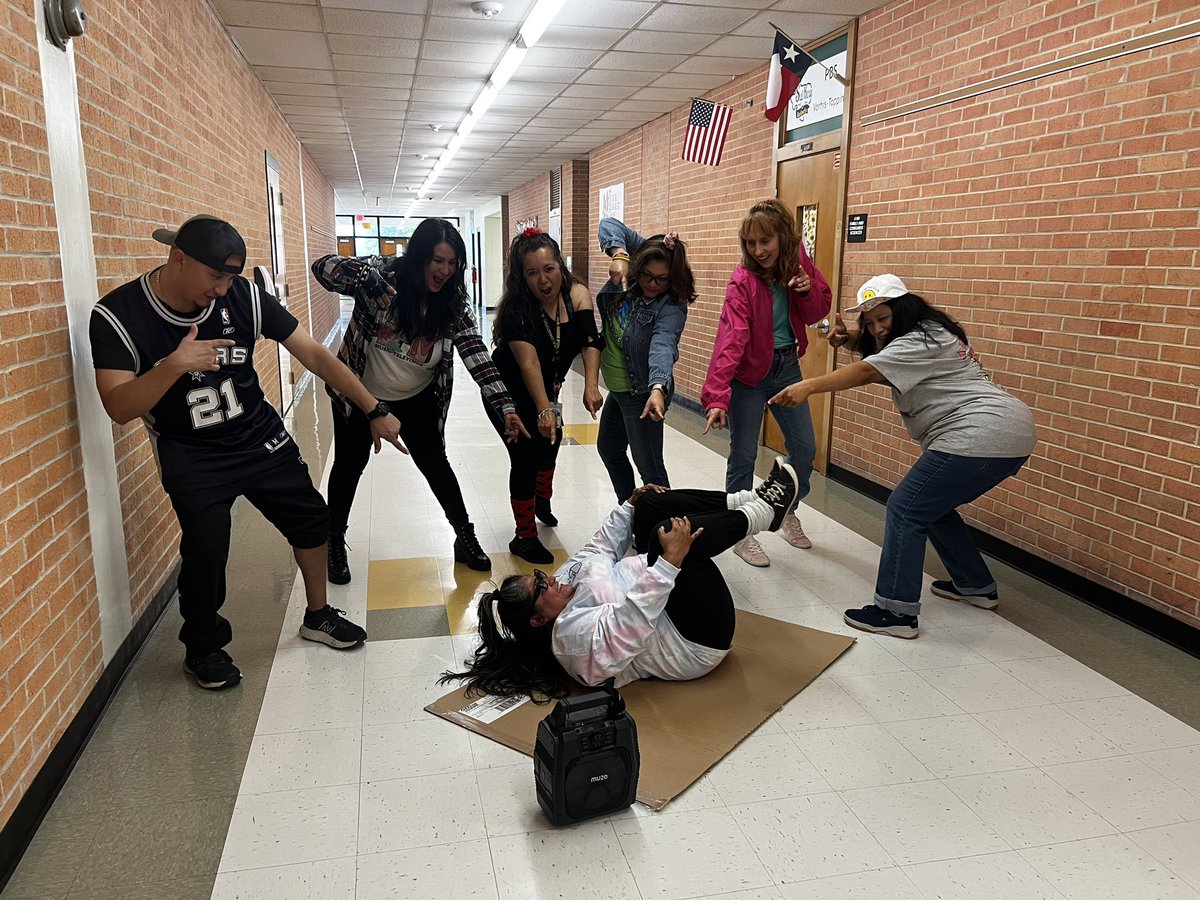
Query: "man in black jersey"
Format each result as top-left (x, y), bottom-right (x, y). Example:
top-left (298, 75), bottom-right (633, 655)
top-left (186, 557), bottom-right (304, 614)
top-left (90, 215), bottom-right (406, 689)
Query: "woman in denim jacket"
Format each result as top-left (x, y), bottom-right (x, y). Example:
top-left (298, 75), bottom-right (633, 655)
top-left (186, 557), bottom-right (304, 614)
top-left (596, 218), bottom-right (696, 501)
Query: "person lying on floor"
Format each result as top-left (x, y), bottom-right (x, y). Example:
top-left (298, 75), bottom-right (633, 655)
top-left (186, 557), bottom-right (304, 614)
top-left (440, 463), bottom-right (802, 699)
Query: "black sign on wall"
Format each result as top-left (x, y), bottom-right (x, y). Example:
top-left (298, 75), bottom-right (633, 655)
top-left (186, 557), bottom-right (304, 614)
top-left (847, 213), bottom-right (868, 243)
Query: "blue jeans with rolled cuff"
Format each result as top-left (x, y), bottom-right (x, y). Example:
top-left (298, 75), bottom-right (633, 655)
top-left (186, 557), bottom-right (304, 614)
top-left (725, 349), bottom-right (816, 501)
top-left (873, 450), bottom-right (1029, 617)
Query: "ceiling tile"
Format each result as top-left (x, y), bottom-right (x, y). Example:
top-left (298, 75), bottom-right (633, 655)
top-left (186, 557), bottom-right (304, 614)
top-left (332, 53), bottom-right (417, 74)
top-left (322, 9), bottom-right (423, 37)
top-left (254, 66), bottom-right (335, 83)
top-left (591, 51), bottom-right (687, 72)
top-left (227, 27), bottom-right (331, 67)
top-left (613, 31), bottom-right (713, 54)
top-left (671, 55), bottom-right (759, 76)
top-left (734, 11), bottom-right (848, 42)
top-left (214, 0), bottom-right (322, 30)
top-left (327, 34), bottom-right (419, 56)
top-left (537, 24), bottom-right (623, 50)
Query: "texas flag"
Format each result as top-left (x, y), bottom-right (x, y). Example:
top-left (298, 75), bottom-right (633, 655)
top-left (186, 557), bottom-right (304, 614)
top-left (764, 30), bottom-right (814, 123)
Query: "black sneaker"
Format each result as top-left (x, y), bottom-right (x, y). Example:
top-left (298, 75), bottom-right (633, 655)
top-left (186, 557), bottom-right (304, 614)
top-left (535, 497), bottom-right (558, 526)
top-left (183, 650), bottom-right (242, 690)
top-left (931, 580), bottom-right (999, 610)
top-left (299, 605), bottom-right (367, 649)
top-left (453, 522), bottom-right (491, 571)
top-left (843, 604), bottom-right (919, 639)
top-left (328, 531), bottom-right (351, 585)
top-left (754, 456), bottom-right (800, 530)
top-left (509, 535), bottom-right (554, 565)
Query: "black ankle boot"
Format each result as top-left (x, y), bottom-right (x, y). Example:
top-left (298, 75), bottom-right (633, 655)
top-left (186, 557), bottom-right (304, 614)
top-left (535, 497), bottom-right (558, 526)
top-left (453, 522), bottom-right (491, 571)
top-left (509, 535), bottom-right (554, 565)
top-left (327, 530), bottom-right (351, 585)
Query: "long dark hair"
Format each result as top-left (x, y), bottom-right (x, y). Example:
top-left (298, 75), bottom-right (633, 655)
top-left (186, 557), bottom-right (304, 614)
top-left (386, 218), bottom-right (468, 342)
top-left (738, 199), bottom-right (801, 284)
top-left (439, 575), bottom-right (571, 701)
top-left (491, 229), bottom-right (575, 344)
top-left (631, 236), bottom-right (696, 305)
top-left (857, 292), bottom-right (971, 357)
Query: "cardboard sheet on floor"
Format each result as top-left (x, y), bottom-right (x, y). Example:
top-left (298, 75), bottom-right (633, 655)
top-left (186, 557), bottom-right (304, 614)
top-left (425, 610), bottom-right (854, 810)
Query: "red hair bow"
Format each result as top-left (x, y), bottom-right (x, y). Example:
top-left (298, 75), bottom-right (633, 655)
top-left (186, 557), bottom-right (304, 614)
top-left (521, 226), bottom-right (542, 238)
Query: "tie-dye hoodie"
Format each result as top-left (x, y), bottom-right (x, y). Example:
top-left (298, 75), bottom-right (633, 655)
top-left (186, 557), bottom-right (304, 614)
top-left (551, 502), bottom-right (729, 688)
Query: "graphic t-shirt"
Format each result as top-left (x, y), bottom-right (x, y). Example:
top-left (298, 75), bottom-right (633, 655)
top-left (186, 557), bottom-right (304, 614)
top-left (361, 327), bottom-right (443, 400)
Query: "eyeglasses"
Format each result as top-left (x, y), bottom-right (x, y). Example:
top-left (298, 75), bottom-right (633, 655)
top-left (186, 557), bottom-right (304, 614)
top-left (638, 272), bottom-right (669, 286)
top-left (532, 569), bottom-right (550, 601)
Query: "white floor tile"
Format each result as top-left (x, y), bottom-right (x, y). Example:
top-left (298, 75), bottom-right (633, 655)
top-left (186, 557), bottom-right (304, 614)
top-left (490, 821), bottom-right (641, 900)
top-left (1059, 695), bottom-right (1200, 754)
top-left (610, 773), bottom-right (725, 820)
top-left (266, 644), bottom-right (366, 688)
top-left (240, 728), bottom-right (361, 794)
top-left (475, 763), bottom-right (553, 837)
top-left (1043, 756), bottom-right (1200, 831)
top-left (833, 670), bottom-right (966, 723)
top-left (904, 851), bottom-right (1066, 900)
top-left (1139, 744), bottom-right (1200, 797)
top-left (1020, 834), bottom-right (1200, 900)
top-left (356, 838), bottom-right (498, 899)
top-left (467, 731), bottom-right (528, 770)
top-left (918, 663), bottom-right (1051, 713)
top-left (692, 889), bottom-right (784, 900)
top-left (818, 634), bottom-right (910, 677)
top-left (790, 723), bottom-right (934, 791)
top-left (363, 635), bottom-right (458, 679)
top-left (998, 656), bottom-right (1131, 703)
top-left (1128, 820), bottom-right (1200, 892)
top-left (881, 628), bottom-right (989, 671)
top-left (884, 714), bottom-right (1033, 779)
top-left (773, 677), bottom-right (876, 732)
top-left (944, 768), bottom-right (1114, 848)
top-left (210, 857), bottom-right (357, 900)
top-left (358, 771), bottom-right (486, 855)
top-left (253, 680), bottom-right (364, 735)
top-left (362, 673), bottom-right (453, 726)
top-left (973, 705), bottom-right (1124, 766)
top-left (943, 621), bottom-right (1062, 662)
top-left (776, 868), bottom-right (924, 899)
top-left (730, 793), bottom-right (894, 883)
top-left (841, 779), bottom-right (1010, 866)
top-left (219, 784), bottom-right (359, 872)
top-left (360, 718), bottom-right (474, 782)
top-left (705, 731), bottom-right (831, 805)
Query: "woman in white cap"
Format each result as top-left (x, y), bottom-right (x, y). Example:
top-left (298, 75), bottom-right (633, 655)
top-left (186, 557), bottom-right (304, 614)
top-left (771, 275), bottom-right (1036, 638)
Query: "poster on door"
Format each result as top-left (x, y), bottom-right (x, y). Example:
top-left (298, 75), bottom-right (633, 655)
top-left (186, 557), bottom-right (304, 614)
top-left (785, 50), bottom-right (847, 132)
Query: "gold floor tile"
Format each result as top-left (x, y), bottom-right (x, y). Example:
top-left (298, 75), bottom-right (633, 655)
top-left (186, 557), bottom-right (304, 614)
top-left (562, 423), bottom-right (600, 444)
top-left (367, 557), bottom-right (444, 610)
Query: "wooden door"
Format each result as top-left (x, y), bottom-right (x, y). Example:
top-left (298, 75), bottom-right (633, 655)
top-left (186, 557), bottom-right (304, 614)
top-left (763, 149), bottom-right (843, 472)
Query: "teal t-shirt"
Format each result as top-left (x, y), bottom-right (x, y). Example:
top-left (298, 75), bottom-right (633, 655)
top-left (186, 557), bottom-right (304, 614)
top-left (771, 282), bottom-right (795, 349)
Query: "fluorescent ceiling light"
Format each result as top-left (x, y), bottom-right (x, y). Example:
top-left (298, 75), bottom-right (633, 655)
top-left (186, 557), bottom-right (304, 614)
top-left (519, 0), bottom-right (566, 49)
top-left (491, 43), bottom-right (526, 89)
top-left (471, 83), bottom-right (499, 119)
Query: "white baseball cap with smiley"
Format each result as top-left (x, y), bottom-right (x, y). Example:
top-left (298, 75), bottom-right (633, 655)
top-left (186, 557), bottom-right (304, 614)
top-left (846, 274), bottom-right (909, 314)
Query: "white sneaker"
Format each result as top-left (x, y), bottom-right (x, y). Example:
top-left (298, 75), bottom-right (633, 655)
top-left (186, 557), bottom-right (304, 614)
top-left (779, 512), bottom-right (812, 549)
top-left (734, 536), bottom-right (770, 567)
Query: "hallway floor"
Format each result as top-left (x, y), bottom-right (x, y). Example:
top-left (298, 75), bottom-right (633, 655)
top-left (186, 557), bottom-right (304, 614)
top-left (6, 360), bottom-right (1200, 900)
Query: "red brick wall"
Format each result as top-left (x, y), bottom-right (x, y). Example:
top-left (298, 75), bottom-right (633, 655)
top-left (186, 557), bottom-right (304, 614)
top-left (302, 151), bottom-right (339, 341)
top-left (841, 0), bottom-right (1200, 625)
top-left (0, 1), bottom-right (101, 828)
top-left (585, 71), bottom-right (776, 399)
top-left (505, 171), bottom-right (551, 257)
top-left (561, 159), bottom-right (590, 282)
top-left (1, 0), bottom-right (337, 829)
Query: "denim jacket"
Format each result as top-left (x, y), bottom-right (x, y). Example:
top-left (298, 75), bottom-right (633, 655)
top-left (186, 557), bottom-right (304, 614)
top-left (597, 283), bottom-right (688, 398)
top-left (597, 218), bottom-right (686, 398)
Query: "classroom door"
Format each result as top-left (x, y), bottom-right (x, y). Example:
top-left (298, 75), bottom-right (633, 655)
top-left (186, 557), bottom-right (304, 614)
top-left (764, 149), bottom-right (843, 472)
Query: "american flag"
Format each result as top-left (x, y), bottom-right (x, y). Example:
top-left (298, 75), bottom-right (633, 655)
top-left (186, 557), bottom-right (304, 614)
top-left (681, 98), bottom-right (732, 167)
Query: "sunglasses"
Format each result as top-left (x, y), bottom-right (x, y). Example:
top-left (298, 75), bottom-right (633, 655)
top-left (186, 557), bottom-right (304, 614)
top-left (532, 569), bottom-right (550, 601)
top-left (638, 272), bottom-right (669, 286)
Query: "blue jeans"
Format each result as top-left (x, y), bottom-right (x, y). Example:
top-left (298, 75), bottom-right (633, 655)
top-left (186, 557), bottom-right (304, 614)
top-left (874, 450), bottom-right (1029, 617)
top-left (597, 390), bottom-right (668, 501)
top-left (726, 350), bottom-right (816, 499)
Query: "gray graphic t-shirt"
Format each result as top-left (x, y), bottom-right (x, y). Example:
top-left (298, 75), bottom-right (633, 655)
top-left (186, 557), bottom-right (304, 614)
top-left (864, 323), bottom-right (1036, 457)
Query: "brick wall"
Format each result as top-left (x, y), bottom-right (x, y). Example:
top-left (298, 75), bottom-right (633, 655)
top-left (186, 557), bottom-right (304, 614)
top-left (0, 1), bottom-right (101, 830)
top-left (561, 159), bottom-right (590, 282)
top-left (1, 0), bottom-right (337, 830)
top-left (505, 170), bottom-right (551, 257)
top-left (302, 151), bottom-right (339, 341)
top-left (841, 0), bottom-right (1200, 625)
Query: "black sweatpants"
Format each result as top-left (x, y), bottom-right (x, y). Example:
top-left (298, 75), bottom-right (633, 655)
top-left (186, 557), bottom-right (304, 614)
top-left (326, 383), bottom-right (469, 533)
top-left (169, 445), bottom-right (328, 655)
top-left (631, 489), bottom-right (749, 650)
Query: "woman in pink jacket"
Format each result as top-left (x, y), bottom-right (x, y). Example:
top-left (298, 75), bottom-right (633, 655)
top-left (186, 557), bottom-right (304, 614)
top-left (701, 199), bottom-right (832, 567)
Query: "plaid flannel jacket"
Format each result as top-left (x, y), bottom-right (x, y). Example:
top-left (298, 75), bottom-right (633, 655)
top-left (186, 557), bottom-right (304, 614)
top-left (311, 254), bottom-right (514, 434)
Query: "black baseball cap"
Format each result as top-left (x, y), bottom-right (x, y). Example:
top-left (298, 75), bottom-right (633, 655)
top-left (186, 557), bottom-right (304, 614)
top-left (152, 215), bottom-right (246, 274)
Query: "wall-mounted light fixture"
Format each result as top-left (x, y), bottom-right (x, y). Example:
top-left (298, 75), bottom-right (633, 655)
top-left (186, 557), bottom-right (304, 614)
top-left (44, 0), bottom-right (87, 50)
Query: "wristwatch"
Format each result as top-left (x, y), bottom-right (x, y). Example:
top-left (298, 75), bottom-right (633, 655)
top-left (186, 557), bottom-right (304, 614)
top-left (366, 400), bottom-right (390, 420)
top-left (651, 383), bottom-right (666, 394)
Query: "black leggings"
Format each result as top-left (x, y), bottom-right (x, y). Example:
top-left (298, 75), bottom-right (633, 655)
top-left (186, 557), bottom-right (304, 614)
top-left (327, 384), bottom-right (469, 532)
top-left (631, 490), bottom-right (748, 651)
top-left (485, 400), bottom-right (560, 501)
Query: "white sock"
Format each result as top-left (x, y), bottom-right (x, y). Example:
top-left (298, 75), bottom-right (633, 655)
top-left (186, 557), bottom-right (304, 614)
top-left (726, 489), bottom-right (756, 509)
top-left (738, 496), bottom-right (773, 536)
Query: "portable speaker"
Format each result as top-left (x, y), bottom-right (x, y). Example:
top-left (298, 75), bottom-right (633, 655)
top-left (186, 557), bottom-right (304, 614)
top-left (534, 682), bottom-right (639, 826)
